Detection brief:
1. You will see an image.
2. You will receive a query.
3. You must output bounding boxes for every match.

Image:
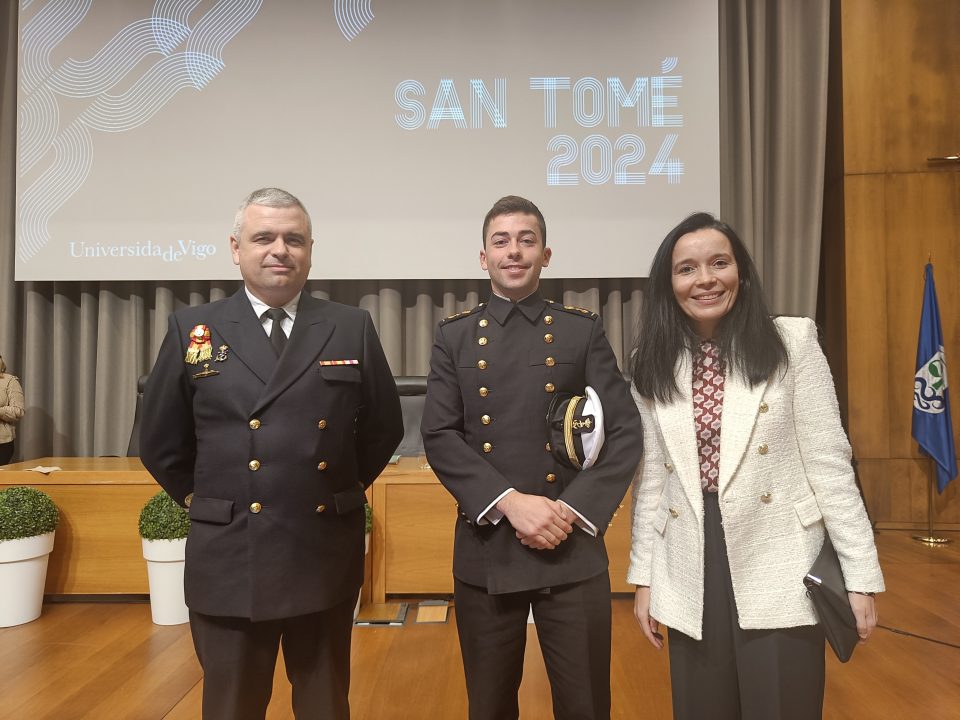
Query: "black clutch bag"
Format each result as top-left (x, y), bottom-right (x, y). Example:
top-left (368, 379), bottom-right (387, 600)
top-left (803, 536), bottom-right (860, 662)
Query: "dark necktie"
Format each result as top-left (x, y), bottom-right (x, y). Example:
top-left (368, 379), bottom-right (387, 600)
top-left (265, 307), bottom-right (288, 356)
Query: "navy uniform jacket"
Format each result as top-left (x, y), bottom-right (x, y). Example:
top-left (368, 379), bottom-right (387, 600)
top-left (140, 290), bottom-right (403, 621)
top-left (421, 293), bottom-right (643, 594)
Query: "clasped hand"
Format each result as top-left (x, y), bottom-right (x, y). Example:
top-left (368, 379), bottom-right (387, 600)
top-left (496, 491), bottom-right (573, 550)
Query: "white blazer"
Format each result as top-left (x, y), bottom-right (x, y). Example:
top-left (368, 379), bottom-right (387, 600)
top-left (627, 316), bottom-right (884, 640)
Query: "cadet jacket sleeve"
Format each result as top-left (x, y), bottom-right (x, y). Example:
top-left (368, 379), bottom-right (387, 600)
top-left (556, 317), bottom-right (644, 530)
top-left (785, 316), bottom-right (884, 592)
top-left (139, 313), bottom-right (197, 507)
top-left (421, 322), bottom-right (513, 520)
top-left (356, 311), bottom-right (404, 488)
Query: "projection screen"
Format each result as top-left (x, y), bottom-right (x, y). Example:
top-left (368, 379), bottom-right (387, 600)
top-left (15, 0), bottom-right (720, 281)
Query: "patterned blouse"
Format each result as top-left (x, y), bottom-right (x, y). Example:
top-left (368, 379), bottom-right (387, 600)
top-left (692, 339), bottom-right (724, 492)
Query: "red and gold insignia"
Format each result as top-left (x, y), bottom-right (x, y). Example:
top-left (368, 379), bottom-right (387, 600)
top-left (185, 324), bottom-right (213, 365)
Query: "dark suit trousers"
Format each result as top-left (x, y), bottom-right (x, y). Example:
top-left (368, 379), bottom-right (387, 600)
top-left (454, 572), bottom-right (612, 720)
top-left (668, 492), bottom-right (825, 720)
top-left (189, 594), bottom-right (356, 720)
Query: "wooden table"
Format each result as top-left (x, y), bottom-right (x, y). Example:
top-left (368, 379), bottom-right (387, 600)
top-left (0, 456), bottom-right (636, 600)
top-left (0, 457), bottom-right (157, 595)
top-left (368, 457), bottom-right (634, 603)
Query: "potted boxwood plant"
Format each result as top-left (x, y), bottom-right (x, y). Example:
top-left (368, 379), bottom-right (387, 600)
top-left (0, 486), bottom-right (59, 627)
top-left (139, 490), bottom-right (190, 625)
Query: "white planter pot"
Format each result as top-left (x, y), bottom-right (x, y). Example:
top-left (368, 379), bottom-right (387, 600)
top-left (142, 538), bottom-right (189, 626)
top-left (0, 531), bottom-right (55, 627)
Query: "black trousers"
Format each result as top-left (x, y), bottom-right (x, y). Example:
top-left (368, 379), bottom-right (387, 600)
top-left (668, 492), bottom-right (825, 720)
top-left (454, 572), bottom-right (612, 720)
top-left (188, 593), bottom-right (356, 720)
top-left (0, 441), bottom-right (14, 466)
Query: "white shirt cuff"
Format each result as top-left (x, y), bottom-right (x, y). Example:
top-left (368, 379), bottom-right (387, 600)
top-left (478, 488), bottom-right (515, 525)
top-left (559, 500), bottom-right (598, 536)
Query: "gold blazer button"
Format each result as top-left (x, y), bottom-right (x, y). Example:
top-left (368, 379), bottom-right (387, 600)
top-left (477, 359), bottom-right (488, 370)
top-left (758, 443), bottom-right (769, 455)
top-left (482, 442), bottom-right (493, 453)
top-left (544, 315), bottom-right (554, 325)
top-left (250, 502), bottom-right (262, 514)
top-left (318, 419), bottom-right (327, 429)
top-left (545, 383), bottom-right (556, 393)
top-left (318, 461), bottom-right (328, 471)
top-left (669, 508), bottom-right (679, 518)
top-left (316, 504), bottom-right (327, 513)
top-left (481, 414), bottom-right (492, 425)
top-left (759, 401), bottom-right (769, 413)
top-left (761, 492), bottom-right (772, 503)
top-left (544, 333), bottom-right (554, 344)
top-left (248, 460), bottom-right (261, 471)
top-left (664, 462), bottom-right (674, 472)
top-left (546, 473), bottom-right (557, 483)
top-left (249, 419), bottom-right (261, 430)
top-left (545, 356), bottom-right (556, 367)
top-left (478, 337), bottom-right (488, 346)
top-left (479, 386), bottom-right (489, 397)
top-left (479, 318), bottom-right (489, 328)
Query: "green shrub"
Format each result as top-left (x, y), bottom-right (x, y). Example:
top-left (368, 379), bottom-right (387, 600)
top-left (139, 491), bottom-right (190, 540)
top-left (0, 486), bottom-right (60, 540)
top-left (365, 502), bottom-right (373, 534)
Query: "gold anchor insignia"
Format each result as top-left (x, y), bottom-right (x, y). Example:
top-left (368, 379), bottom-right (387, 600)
top-left (214, 345), bottom-right (229, 362)
top-left (572, 417), bottom-right (593, 430)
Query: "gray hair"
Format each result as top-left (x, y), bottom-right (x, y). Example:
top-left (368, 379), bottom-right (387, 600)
top-left (232, 188), bottom-right (312, 238)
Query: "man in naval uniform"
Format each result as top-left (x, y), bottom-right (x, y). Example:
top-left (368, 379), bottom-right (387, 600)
top-left (421, 195), bottom-right (643, 719)
top-left (140, 187), bottom-right (403, 720)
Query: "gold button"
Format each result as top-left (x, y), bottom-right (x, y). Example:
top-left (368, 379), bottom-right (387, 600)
top-left (669, 508), bottom-right (679, 518)
top-left (482, 442), bottom-right (493, 453)
top-left (318, 419), bottom-right (327, 429)
top-left (759, 402), bottom-right (769, 413)
top-left (664, 462), bottom-right (674, 472)
top-left (545, 383), bottom-right (555, 393)
top-left (760, 492), bottom-right (772, 503)
top-left (545, 356), bottom-right (556, 367)
top-left (248, 460), bottom-right (261, 471)
top-left (544, 333), bottom-right (554, 344)
top-left (546, 473), bottom-right (557, 483)
top-left (544, 315), bottom-right (554, 325)
top-left (479, 318), bottom-right (489, 328)
top-left (479, 386), bottom-right (489, 397)
top-left (478, 337), bottom-right (488, 346)
top-left (477, 359), bottom-right (488, 370)
top-left (758, 443), bottom-right (769, 455)
top-left (249, 419), bottom-right (261, 430)
top-left (545, 442), bottom-right (552, 452)
top-left (250, 502), bottom-right (262, 514)
top-left (318, 461), bottom-right (328, 471)
top-left (481, 414), bottom-right (492, 425)
top-left (184, 493), bottom-right (193, 508)
top-left (316, 504), bottom-right (327, 513)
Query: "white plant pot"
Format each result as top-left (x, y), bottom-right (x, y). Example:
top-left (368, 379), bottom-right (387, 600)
top-left (142, 538), bottom-right (189, 626)
top-left (0, 531), bottom-right (55, 627)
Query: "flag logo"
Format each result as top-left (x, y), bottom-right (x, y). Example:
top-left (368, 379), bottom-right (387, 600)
top-left (914, 347), bottom-right (948, 414)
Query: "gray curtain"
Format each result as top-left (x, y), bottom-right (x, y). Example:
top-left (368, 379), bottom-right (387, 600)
top-left (0, 0), bottom-right (829, 460)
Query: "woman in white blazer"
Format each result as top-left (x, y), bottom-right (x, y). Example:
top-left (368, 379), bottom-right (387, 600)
top-left (627, 213), bottom-right (883, 720)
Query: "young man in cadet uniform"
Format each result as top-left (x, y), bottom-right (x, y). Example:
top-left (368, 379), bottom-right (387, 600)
top-left (421, 195), bottom-right (643, 720)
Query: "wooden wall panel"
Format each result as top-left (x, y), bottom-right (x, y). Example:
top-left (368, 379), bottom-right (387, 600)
top-left (842, 0), bottom-right (960, 174)
top-left (835, 0), bottom-right (960, 526)
top-left (843, 174), bottom-right (890, 457)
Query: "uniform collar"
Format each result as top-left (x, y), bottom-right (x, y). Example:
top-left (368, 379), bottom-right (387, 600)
top-left (486, 291), bottom-right (545, 326)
